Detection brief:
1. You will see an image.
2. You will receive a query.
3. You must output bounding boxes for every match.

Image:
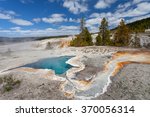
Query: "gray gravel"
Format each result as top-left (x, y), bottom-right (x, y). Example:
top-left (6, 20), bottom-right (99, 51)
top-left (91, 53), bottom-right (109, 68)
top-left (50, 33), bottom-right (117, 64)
top-left (0, 40), bottom-right (150, 100)
top-left (75, 56), bottom-right (109, 81)
top-left (0, 73), bottom-right (68, 100)
top-left (95, 63), bottom-right (150, 100)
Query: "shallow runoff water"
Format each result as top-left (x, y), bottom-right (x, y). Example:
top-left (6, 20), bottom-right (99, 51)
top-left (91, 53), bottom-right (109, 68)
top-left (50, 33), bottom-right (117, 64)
top-left (23, 56), bottom-right (73, 74)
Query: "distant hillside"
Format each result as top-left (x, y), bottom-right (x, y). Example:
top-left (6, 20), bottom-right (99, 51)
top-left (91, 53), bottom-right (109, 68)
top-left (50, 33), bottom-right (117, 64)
top-left (35, 35), bottom-right (70, 40)
top-left (127, 17), bottom-right (150, 32)
top-left (112, 17), bottom-right (150, 33)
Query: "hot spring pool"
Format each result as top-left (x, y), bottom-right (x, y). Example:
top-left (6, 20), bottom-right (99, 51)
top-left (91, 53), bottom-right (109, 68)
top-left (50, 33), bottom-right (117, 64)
top-left (22, 56), bottom-right (73, 74)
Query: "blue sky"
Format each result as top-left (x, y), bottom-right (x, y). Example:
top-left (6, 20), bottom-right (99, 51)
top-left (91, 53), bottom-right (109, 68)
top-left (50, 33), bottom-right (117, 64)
top-left (0, 0), bottom-right (150, 37)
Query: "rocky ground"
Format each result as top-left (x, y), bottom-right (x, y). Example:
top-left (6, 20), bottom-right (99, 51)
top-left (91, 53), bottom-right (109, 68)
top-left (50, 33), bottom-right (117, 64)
top-left (0, 72), bottom-right (67, 100)
top-left (95, 64), bottom-right (150, 100)
top-left (0, 37), bottom-right (150, 100)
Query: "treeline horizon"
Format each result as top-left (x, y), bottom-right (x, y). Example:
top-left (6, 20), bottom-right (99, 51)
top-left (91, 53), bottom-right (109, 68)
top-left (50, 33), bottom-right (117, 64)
top-left (70, 17), bottom-right (145, 47)
top-left (112, 17), bottom-right (150, 33)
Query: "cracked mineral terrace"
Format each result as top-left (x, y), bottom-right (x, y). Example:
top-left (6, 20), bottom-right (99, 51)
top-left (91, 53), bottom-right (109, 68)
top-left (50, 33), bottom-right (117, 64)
top-left (0, 37), bottom-right (150, 100)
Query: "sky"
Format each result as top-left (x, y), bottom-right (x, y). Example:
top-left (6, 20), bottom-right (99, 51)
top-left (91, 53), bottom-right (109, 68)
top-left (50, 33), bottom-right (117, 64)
top-left (0, 0), bottom-right (150, 37)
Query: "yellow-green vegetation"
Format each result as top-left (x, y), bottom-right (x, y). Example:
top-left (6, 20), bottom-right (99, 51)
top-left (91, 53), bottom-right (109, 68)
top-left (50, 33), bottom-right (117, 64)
top-left (127, 17), bottom-right (150, 33)
top-left (0, 74), bottom-right (21, 93)
top-left (114, 19), bottom-right (130, 46)
top-left (70, 18), bottom-right (93, 47)
top-left (96, 18), bottom-right (112, 46)
top-left (112, 17), bottom-right (150, 33)
top-left (71, 16), bottom-right (148, 47)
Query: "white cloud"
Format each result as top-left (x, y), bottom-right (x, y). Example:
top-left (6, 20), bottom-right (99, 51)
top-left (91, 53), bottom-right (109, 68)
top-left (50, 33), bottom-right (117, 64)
top-left (117, 0), bottom-right (150, 13)
top-left (33, 18), bottom-right (41, 23)
top-left (0, 10), bottom-right (17, 19)
top-left (63, 0), bottom-right (88, 14)
top-left (0, 9), bottom-right (33, 26)
top-left (51, 13), bottom-right (63, 18)
top-left (33, 15), bottom-right (80, 24)
top-left (122, 2), bottom-right (150, 17)
top-left (1, 0), bottom-right (150, 36)
top-left (85, 17), bottom-right (104, 33)
top-left (90, 12), bottom-right (112, 18)
top-left (0, 25), bottom-right (79, 37)
top-left (10, 27), bottom-right (22, 31)
top-left (95, 0), bottom-right (117, 9)
top-left (95, 0), bottom-right (109, 9)
top-left (42, 13), bottom-right (67, 23)
top-left (4, 10), bottom-right (16, 15)
top-left (127, 14), bottom-right (150, 23)
top-left (69, 18), bottom-right (75, 22)
top-left (89, 12), bottom-right (118, 27)
top-left (86, 15), bottom-right (121, 31)
top-left (86, 18), bottom-right (101, 27)
top-left (0, 13), bottom-right (11, 19)
top-left (133, 0), bottom-right (143, 4)
top-left (69, 18), bottom-right (80, 23)
top-left (10, 19), bottom-right (33, 26)
top-left (59, 25), bottom-right (79, 30)
top-left (118, 2), bottom-right (131, 9)
top-left (89, 13), bottom-right (100, 18)
top-left (89, 0), bottom-right (150, 30)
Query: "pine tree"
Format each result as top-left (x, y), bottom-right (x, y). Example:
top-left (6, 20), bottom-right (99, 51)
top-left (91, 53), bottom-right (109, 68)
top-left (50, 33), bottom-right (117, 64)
top-left (114, 19), bottom-right (130, 46)
top-left (83, 27), bottom-right (93, 46)
top-left (95, 34), bottom-right (102, 46)
top-left (96, 18), bottom-right (110, 46)
top-left (79, 17), bottom-right (86, 42)
top-left (70, 18), bottom-right (93, 46)
top-left (80, 17), bottom-right (86, 33)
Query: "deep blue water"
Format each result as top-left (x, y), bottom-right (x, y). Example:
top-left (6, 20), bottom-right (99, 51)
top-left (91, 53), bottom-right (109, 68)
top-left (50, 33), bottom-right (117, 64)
top-left (22, 56), bottom-right (73, 74)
